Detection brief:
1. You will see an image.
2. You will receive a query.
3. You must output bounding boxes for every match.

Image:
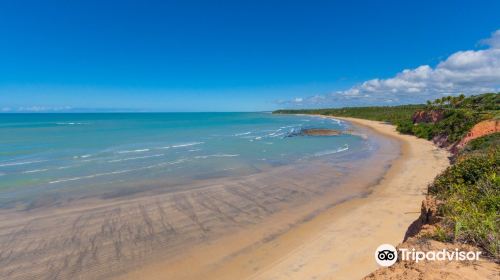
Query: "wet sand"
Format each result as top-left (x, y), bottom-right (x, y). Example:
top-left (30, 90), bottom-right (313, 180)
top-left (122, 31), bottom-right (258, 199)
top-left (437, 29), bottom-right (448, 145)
top-left (118, 117), bottom-right (450, 280)
top-left (0, 121), bottom-right (396, 280)
top-left (0, 118), bottom-right (449, 280)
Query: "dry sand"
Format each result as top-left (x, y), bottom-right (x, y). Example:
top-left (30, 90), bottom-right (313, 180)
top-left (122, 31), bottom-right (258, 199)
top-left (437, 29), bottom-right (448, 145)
top-left (118, 117), bottom-right (450, 280)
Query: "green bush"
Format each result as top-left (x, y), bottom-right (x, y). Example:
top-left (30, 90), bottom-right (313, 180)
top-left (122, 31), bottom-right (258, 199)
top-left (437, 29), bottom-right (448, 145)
top-left (411, 123), bottom-right (435, 140)
top-left (431, 154), bottom-right (496, 195)
top-left (430, 151), bottom-right (500, 258)
top-left (460, 133), bottom-right (500, 158)
top-left (396, 120), bottom-right (414, 135)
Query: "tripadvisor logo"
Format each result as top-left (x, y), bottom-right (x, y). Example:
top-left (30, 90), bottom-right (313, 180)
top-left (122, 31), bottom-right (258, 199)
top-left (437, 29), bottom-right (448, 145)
top-left (375, 244), bottom-right (482, 267)
top-left (375, 244), bottom-right (398, 267)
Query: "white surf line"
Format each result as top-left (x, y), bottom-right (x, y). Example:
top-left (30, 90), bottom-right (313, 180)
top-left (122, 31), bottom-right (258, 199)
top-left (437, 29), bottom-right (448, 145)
top-left (107, 154), bottom-right (164, 163)
top-left (73, 154), bottom-right (92, 159)
top-left (194, 154), bottom-right (239, 159)
top-left (314, 144), bottom-right (349, 157)
top-left (117, 149), bottom-right (151, 154)
top-left (116, 142), bottom-right (204, 153)
top-left (49, 169), bottom-right (134, 184)
top-left (19, 164), bottom-right (79, 174)
top-left (49, 158), bottom-right (191, 184)
top-left (57, 165), bottom-right (75, 170)
top-left (56, 122), bottom-right (88, 125)
top-left (22, 168), bottom-right (49, 174)
top-left (0, 160), bottom-right (47, 167)
top-left (234, 132), bottom-right (252, 136)
top-left (170, 142), bottom-right (204, 148)
top-left (330, 118), bottom-right (343, 124)
top-left (158, 146), bottom-right (171, 149)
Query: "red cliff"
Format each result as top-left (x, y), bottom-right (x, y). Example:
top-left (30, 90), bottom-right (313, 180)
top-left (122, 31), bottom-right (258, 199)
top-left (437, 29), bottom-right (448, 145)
top-left (412, 110), bottom-right (444, 124)
top-left (453, 119), bottom-right (500, 152)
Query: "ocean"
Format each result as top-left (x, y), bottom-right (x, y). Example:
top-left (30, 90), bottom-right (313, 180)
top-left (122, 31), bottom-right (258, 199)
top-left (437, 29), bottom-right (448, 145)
top-left (0, 112), bottom-right (372, 208)
top-left (0, 112), bottom-right (400, 279)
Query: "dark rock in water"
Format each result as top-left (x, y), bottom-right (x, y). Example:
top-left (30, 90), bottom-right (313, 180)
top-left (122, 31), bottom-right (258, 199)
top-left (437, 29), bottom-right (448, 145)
top-left (301, 129), bottom-right (342, 136)
top-left (286, 128), bottom-right (342, 137)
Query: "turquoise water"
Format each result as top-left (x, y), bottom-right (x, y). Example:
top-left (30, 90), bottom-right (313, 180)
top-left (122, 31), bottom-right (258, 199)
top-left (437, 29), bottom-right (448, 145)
top-left (0, 113), bottom-right (369, 207)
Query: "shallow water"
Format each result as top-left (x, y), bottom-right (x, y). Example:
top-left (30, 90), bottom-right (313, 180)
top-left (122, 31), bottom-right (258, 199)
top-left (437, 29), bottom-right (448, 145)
top-left (0, 113), bottom-right (370, 208)
top-left (0, 113), bottom-right (400, 279)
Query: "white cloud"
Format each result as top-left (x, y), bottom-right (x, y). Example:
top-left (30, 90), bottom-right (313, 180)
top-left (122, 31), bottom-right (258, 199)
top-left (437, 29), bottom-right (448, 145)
top-left (481, 30), bottom-right (500, 49)
top-left (285, 30), bottom-right (500, 107)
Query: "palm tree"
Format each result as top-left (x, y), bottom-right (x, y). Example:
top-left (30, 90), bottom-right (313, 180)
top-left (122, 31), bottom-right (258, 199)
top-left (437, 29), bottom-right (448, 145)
top-left (445, 96), bottom-right (452, 105)
top-left (426, 100), bottom-right (432, 108)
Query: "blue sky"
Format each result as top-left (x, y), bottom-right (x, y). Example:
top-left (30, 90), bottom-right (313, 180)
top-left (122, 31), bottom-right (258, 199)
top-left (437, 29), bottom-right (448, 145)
top-left (0, 0), bottom-right (499, 112)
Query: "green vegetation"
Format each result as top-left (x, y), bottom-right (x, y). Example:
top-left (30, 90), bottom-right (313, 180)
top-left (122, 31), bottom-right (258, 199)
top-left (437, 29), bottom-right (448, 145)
top-left (428, 92), bottom-right (500, 112)
top-left (274, 92), bottom-right (500, 259)
top-left (274, 93), bottom-right (499, 144)
top-left (430, 143), bottom-right (499, 258)
top-left (274, 104), bottom-right (423, 123)
top-left (459, 133), bottom-right (500, 158)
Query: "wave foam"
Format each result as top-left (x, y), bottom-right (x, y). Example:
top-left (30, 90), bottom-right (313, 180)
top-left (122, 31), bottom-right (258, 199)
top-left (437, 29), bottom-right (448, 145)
top-left (49, 158), bottom-right (190, 184)
top-left (57, 165), bottom-right (74, 170)
top-left (330, 118), bottom-right (343, 124)
top-left (171, 142), bottom-right (204, 148)
top-left (73, 154), bottom-right (91, 159)
top-left (108, 154), bottom-right (164, 163)
top-left (56, 122), bottom-right (88, 125)
top-left (0, 160), bottom-right (47, 167)
top-left (49, 169), bottom-right (133, 184)
top-left (117, 149), bottom-right (150, 154)
top-left (314, 144), bottom-right (349, 157)
top-left (22, 168), bottom-right (49, 174)
top-left (195, 154), bottom-right (239, 159)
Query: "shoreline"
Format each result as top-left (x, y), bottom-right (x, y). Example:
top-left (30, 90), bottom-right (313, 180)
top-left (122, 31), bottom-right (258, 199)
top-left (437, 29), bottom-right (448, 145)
top-left (0, 116), bottom-right (451, 279)
top-left (118, 117), bottom-right (450, 279)
top-left (0, 115), bottom-right (396, 280)
top-left (246, 116), bottom-right (450, 279)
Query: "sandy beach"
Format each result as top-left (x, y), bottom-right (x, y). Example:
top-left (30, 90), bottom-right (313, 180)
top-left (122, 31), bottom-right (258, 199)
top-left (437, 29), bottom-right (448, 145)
top-left (0, 117), bottom-right (450, 280)
top-left (3, 4), bottom-right (498, 279)
top-left (118, 117), bottom-right (450, 280)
